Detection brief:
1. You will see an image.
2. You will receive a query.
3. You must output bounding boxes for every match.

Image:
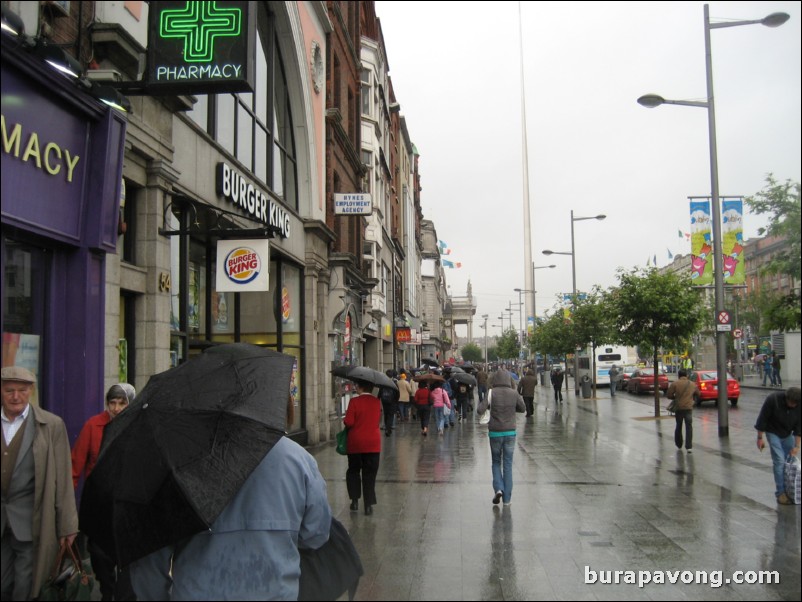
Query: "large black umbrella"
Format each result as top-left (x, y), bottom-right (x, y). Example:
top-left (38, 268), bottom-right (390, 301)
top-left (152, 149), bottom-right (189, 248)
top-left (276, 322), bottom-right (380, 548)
top-left (331, 365), bottom-right (397, 390)
top-left (421, 358), bottom-right (440, 368)
top-left (80, 343), bottom-right (296, 567)
top-left (451, 372), bottom-right (477, 387)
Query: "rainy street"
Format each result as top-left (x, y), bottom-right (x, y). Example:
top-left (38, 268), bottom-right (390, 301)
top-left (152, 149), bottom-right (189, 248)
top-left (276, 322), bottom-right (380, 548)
top-left (311, 382), bottom-right (801, 601)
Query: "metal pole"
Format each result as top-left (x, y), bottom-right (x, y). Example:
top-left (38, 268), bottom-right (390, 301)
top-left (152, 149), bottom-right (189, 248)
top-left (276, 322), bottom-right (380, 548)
top-left (704, 4), bottom-right (729, 436)
top-left (571, 210), bottom-right (579, 394)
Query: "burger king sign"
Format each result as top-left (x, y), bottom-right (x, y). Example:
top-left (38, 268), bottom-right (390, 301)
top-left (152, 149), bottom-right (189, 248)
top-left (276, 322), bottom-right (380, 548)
top-left (216, 239), bottom-right (270, 292)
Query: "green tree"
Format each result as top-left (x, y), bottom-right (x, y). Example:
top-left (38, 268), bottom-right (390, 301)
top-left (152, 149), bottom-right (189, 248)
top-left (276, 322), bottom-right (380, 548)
top-left (607, 268), bottom-right (706, 415)
top-left (461, 342), bottom-right (483, 362)
top-left (495, 328), bottom-right (519, 361)
top-left (529, 311), bottom-right (576, 366)
top-left (571, 288), bottom-right (620, 392)
top-left (744, 175), bottom-right (801, 330)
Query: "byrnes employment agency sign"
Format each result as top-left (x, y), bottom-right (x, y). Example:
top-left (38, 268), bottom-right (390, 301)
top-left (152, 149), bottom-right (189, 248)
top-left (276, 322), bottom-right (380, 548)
top-left (147, 1), bottom-right (255, 94)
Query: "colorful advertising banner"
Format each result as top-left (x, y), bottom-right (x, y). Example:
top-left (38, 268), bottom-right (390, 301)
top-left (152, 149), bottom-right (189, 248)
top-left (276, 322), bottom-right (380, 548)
top-left (690, 199), bottom-right (713, 285)
top-left (721, 198), bottom-right (745, 285)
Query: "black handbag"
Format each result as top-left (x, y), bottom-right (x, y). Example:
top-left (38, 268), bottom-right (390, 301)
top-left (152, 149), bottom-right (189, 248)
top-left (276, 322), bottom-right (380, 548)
top-left (299, 517), bottom-right (363, 601)
top-left (39, 542), bottom-right (96, 601)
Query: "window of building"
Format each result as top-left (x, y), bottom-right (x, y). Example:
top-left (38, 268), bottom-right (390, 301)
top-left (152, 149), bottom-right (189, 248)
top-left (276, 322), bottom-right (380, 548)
top-left (361, 68), bottom-right (371, 117)
top-left (119, 179), bottom-right (138, 264)
top-left (184, 6), bottom-right (298, 211)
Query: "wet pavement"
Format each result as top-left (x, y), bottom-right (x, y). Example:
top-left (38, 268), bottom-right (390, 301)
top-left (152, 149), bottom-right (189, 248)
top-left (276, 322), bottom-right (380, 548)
top-left (310, 380), bottom-right (802, 601)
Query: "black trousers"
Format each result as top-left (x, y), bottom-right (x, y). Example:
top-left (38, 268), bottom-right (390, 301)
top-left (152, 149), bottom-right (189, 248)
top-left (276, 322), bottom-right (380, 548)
top-left (416, 405), bottom-right (431, 430)
top-left (523, 396), bottom-right (534, 416)
top-left (674, 410), bottom-right (693, 450)
top-left (347, 452), bottom-right (380, 505)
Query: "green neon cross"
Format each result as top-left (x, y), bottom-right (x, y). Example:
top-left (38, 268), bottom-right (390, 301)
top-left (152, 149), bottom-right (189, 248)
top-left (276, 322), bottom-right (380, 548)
top-left (160, 2), bottom-right (242, 63)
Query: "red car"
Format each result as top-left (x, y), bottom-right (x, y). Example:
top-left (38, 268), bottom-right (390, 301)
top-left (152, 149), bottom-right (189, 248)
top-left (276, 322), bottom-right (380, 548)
top-left (626, 368), bottom-right (669, 394)
top-left (688, 370), bottom-right (740, 406)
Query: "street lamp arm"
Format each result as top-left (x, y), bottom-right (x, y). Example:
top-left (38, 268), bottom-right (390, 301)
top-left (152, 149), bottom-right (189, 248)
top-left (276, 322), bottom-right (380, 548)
top-left (542, 250), bottom-right (572, 256)
top-left (709, 13), bottom-right (789, 30)
top-left (638, 94), bottom-right (708, 109)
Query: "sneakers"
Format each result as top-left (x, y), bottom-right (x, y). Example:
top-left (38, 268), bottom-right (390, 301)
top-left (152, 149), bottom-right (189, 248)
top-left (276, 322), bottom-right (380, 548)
top-left (493, 491), bottom-right (503, 505)
top-left (350, 499), bottom-right (358, 511)
top-left (777, 493), bottom-right (793, 505)
top-left (503, 501), bottom-right (512, 507)
top-left (686, 449), bottom-right (692, 454)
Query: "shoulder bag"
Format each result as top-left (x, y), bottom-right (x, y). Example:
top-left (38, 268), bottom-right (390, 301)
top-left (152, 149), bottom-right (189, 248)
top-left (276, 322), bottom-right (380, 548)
top-left (39, 542), bottom-right (95, 602)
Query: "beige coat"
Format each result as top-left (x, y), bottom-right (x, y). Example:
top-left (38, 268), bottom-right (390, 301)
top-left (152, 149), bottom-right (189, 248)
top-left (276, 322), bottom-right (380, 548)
top-left (30, 404), bottom-right (80, 596)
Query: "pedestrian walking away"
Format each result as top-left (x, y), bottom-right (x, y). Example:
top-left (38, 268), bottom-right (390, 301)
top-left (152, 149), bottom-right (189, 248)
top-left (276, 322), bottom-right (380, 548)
top-left (378, 370), bottom-right (400, 436)
top-left (476, 366), bottom-right (489, 403)
top-left (754, 387), bottom-right (801, 505)
top-left (517, 369), bottom-right (537, 417)
top-left (551, 366), bottom-right (565, 404)
top-left (344, 380), bottom-right (382, 515)
top-left (608, 364), bottom-right (620, 398)
top-left (771, 352), bottom-right (783, 387)
top-left (429, 382), bottom-right (451, 436)
top-left (1, 366), bottom-right (78, 602)
top-left (666, 369), bottom-right (698, 453)
top-left (414, 384), bottom-right (432, 436)
top-left (396, 372), bottom-right (414, 422)
top-left (476, 368), bottom-right (525, 506)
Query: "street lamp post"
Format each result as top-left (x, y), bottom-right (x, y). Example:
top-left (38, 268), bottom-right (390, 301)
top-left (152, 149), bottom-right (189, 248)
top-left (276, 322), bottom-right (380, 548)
top-left (544, 211), bottom-right (606, 394)
top-left (514, 287), bottom-right (532, 360)
top-left (481, 313), bottom-right (489, 364)
top-left (531, 264), bottom-right (556, 329)
top-left (637, 4), bottom-right (788, 437)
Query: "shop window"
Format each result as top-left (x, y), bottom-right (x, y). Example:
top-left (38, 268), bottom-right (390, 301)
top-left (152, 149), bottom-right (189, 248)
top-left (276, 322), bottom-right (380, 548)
top-left (2, 239), bottom-right (48, 406)
top-left (118, 179), bottom-right (138, 265)
top-left (119, 293), bottom-right (136, 383)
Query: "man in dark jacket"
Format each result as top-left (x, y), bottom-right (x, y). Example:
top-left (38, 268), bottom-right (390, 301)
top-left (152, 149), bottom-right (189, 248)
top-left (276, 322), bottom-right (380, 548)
top-left (755, 387), bottom-right (801, 505)
top-left (476, 369), bottom-right (525, 506)
top-left (550, 367), bottom-right (565, 404)
top-left (517, 369), bottom-right (538, 417)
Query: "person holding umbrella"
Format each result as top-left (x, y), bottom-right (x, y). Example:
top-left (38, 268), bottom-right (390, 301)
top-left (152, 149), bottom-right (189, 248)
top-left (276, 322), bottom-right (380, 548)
top-left (343, 380), bottom-right (382, 515)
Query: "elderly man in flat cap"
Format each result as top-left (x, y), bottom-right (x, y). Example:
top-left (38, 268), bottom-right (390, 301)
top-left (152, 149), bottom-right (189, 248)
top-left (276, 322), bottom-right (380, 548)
top-left (1, 367), bottom-right (78, 601)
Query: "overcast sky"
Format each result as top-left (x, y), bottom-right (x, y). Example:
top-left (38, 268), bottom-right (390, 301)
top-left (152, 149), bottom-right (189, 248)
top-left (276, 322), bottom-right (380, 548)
top-left (374, 1), bottom-right (801, 340)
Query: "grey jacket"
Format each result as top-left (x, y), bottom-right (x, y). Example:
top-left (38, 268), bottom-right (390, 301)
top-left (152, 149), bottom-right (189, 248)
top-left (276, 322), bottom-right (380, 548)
top-left (477, 370), bottom-right (525, 432)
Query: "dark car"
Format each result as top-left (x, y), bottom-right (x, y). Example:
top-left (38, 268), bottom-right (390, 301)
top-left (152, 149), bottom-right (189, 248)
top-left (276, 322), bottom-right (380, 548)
top-left (626, 368), bottom-right (669, 395)
top-left (688, 370), bottom-right (740, 406)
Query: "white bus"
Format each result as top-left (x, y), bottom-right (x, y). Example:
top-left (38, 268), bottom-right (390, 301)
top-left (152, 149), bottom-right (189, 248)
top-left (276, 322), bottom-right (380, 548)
top-left (577, 344), bottom-right (638, 387)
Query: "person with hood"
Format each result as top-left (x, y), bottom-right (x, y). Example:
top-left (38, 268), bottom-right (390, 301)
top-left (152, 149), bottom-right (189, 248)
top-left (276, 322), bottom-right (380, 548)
top-left (551, 366), bottom-right (565, 404)
top-left (72, 383), bottom-right (136, 601)
top-left (476, 368), bottom-right (525, 506)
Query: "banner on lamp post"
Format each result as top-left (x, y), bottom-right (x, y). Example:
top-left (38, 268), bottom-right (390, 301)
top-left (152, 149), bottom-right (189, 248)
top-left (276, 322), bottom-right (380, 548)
top-left (690, 199), bottom-right (713, 286)
top-left (721, 198), bottom-right (744, 285)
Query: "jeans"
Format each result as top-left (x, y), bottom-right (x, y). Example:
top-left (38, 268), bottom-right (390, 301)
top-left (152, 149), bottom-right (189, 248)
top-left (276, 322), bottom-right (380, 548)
top-left (398, 402), bottom-right (410, 421)
top-left (674, 409), bottom-right (693, 450)
top-left (478, 385), bottom-right (487, 403)
top-left (434, 406), bottom-right (445, 432)
top-left (610, 382), bottom-right (616, 397)
top-left (767, 432), bottom-right (795, 498)
top-left (773, 367), bottom-right (782, 387)
top-left (489, 435), bottom-right (516, 503)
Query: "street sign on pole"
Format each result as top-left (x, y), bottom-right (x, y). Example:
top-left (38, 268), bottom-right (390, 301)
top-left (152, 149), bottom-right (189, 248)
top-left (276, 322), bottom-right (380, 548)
top-left (733, 328), bottom-right (742, 339)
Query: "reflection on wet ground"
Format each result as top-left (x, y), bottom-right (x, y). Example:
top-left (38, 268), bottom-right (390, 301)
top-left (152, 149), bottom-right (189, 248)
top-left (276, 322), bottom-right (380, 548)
top-left (310, 386), bottom-right (801, 601)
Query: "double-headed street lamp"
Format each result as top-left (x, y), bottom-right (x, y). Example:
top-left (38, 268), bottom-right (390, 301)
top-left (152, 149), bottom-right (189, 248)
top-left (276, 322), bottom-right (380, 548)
top-left (481, 314), bottom-right (489, 364)
top-left (513, 287), bottom-right (532, 359)
top-left (532, 264), bottom-right (556, 328)
top-left (544, 211), bottom-right (606, 393)
top-left (637, 4), bottom-right (789, 437)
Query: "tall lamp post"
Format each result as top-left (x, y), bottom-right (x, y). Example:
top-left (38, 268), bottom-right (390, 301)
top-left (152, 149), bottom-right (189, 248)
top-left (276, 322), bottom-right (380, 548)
top-left (544, 211), bottom-right (605, 394)
top-left (514, 288), bottom-right (532, 360)
top-left (531, 264), bottom-right (556, 328)
top-left (481, 314), bottom-right (489, 364)
top-left (637, 4), bottom-right (789, 437)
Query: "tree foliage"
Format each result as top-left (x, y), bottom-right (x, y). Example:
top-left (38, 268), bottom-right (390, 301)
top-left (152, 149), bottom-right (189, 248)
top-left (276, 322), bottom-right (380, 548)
top-left (607, 267), bottom-right (705, 415)
top-left (461, 342), bottom-right (483, 362)
top-left (495, 328), bottom-right (519, 361)
top-left (529, 311), bottom-right (576, 362)
top-left (745, 175), bottom-right (801, 331)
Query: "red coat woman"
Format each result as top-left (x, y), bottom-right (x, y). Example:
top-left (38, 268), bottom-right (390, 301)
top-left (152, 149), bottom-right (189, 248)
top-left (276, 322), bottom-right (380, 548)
top-left (343, 381), bottom-right (381, 515)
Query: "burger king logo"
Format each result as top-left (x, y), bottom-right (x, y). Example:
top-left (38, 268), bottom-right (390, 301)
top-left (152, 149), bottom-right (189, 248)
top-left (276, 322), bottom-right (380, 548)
top-left (224, 247), bottom-right (261, 285)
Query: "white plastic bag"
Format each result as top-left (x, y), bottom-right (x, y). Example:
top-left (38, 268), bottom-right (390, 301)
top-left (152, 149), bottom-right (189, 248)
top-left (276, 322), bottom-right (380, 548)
top-left (478, 389), bottom-right (492, 425)
top-left (784, 454), bottom-right (801, 504)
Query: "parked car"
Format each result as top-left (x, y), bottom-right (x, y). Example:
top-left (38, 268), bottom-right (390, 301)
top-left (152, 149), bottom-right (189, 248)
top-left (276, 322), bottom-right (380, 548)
top-left (617, 365), bottom-right (640, 390)
top-left (626, 368), bottom-right (669, 395)
top-left (688, 370), bottom-right (740, 406)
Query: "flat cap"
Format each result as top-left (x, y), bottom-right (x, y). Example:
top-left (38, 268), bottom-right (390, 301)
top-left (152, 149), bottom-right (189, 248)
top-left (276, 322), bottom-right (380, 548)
top-left (1, 366), bottom-right (37, 384)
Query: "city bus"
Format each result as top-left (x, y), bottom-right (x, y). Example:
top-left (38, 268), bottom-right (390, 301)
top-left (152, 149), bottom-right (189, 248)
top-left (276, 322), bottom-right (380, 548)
top-left (577, 344), bottom-right (638, 387)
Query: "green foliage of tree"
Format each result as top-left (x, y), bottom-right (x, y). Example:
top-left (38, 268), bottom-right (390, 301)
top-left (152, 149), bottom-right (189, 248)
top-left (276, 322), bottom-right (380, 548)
top-left (745, 174), bottom-right (801, 330)
top-left (487, 346), bottom-right (499, 362)
top-left (607, 267), bottom-right (706, 415)
top-left (495, 328), bottom-right (520, 361)
top-left (461, 342), bottom-right (483, 362)
top-left (529, 311), bottom-right (575, 363)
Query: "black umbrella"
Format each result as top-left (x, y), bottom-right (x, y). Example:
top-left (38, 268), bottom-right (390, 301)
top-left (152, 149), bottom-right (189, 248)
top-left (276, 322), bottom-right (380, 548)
top-left (448, 366), bottom-right (466, 374)
top-left (421, 358), bottom-right (440, 368)
top-left (80, 343), bottom-right (296, 567)
top-left (451, 372), bottom-right (477, 387)
top-left (331, 366), bottom-right (398, 390)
